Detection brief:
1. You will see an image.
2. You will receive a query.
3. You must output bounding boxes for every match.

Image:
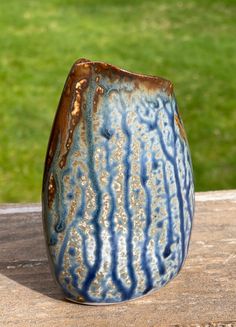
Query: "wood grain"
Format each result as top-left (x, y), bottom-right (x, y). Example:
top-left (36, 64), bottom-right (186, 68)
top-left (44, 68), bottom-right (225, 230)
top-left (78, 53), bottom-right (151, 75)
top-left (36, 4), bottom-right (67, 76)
top-left (0, 190), bottom-right (236, 327)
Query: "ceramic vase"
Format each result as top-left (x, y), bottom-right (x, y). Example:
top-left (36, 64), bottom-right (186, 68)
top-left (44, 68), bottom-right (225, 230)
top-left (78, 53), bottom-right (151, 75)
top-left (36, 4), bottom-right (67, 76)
top-left (42, 59), bottom-right (195, 304)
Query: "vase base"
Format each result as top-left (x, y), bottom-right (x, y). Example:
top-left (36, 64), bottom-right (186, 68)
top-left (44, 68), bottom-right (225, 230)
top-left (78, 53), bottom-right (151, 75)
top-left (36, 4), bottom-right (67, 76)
top-left (64, 287), bottom-right (159, 306)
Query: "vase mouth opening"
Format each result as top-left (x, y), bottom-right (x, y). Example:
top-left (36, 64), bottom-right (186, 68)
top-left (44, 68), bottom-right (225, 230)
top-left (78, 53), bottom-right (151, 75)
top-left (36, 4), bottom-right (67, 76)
top-left (72, 58), bottom-right (174, 94)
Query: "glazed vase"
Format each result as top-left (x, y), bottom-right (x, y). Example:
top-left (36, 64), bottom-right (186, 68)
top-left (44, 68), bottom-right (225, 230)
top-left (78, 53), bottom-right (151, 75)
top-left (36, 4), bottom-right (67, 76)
top-left (42, 59), bottom-right (195, 304)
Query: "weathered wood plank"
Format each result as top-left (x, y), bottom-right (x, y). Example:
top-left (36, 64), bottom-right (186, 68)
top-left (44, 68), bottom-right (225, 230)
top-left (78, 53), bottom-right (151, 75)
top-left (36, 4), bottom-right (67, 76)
top-left (0, 190), bottom-right (236, 327)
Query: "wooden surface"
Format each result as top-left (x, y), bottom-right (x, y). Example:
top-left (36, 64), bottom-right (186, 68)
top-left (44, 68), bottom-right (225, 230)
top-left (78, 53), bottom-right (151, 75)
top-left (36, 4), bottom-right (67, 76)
top-left (0, 190), bottom-right (236, 327)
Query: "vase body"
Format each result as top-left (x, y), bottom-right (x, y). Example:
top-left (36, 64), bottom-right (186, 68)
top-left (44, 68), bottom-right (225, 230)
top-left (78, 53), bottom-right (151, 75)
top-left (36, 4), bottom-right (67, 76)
top-left (42, 59), bottom-right (194, 304)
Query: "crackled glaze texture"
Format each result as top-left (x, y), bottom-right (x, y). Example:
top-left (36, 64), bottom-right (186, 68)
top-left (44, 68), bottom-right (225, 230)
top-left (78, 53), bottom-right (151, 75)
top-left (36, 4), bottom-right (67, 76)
top-left (42, 59), bottom-right (194, 304)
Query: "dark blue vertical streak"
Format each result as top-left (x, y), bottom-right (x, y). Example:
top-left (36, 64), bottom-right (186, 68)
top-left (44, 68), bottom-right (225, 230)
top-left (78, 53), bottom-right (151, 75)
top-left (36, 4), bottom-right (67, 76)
top-left (82, 83), bottom-right (103, 294)
top-left (139, 141), bottom-right (153, 293)
top-left (186, 151), bottom-right (195, 215)
top-left (181, 142), bottom-right (194, 258)
top-left (170, 104), bottom-right (186, 265)
top-left (70, 263), bottom-right (79, 291)
top-left (154, 231), bottom-right (166, 277)
top-left (172, 97), bottom-right (194, 265)
top-left (155, 104), bottom-right (186, 264)
top-left (182, 142), bottom-right (193, 230)
top-left (173, 96), bottom-right (194, 221)
top-left (56, 184), bottom-right (86, 276)
top-left (54, 168), bottom-right (72, 233)
top-left (119, 95), bottom-right (137, 297)
top-left (54, 169), bottom-right (66, 233)
top-left (104, 140), bottom-right (129, 300)
top-left (161, 160), bottom-right (174, 258)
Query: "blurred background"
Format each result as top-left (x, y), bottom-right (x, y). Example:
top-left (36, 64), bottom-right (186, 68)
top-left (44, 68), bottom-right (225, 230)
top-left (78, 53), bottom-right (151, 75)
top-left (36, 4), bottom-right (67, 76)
top-left (0, 0), bottom-right (235, 202)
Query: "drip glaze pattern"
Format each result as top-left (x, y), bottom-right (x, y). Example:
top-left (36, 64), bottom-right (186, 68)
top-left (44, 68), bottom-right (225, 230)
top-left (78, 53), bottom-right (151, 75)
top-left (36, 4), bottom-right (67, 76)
top-left (42, 59), bottom-right (194, 304)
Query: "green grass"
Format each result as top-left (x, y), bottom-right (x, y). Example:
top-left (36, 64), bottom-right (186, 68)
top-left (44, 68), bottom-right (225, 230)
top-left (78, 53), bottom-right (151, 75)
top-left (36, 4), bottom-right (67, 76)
top-left (0, 0), bottom-right (235, 202)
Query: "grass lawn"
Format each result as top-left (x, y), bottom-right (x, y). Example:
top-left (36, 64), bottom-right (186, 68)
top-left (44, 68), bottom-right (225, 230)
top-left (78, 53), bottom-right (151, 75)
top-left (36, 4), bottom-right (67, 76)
top-left (0, 0), bottom-right (235, 202)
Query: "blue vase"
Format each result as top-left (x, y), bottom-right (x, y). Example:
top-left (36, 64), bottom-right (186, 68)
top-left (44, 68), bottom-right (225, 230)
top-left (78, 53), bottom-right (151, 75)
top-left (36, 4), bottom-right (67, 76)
top-left (42, 59), bottom-right (195, 304)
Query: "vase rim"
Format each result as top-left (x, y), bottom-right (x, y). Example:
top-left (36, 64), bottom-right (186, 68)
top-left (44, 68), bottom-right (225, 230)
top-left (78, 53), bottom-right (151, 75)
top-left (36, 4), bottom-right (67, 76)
top-left (72, 58), bottom-right (174, 93)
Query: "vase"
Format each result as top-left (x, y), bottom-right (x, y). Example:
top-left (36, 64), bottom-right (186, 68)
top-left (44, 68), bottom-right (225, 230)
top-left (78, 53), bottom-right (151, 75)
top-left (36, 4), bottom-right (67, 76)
top-left (42, 58), bottom-right (195, 304)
